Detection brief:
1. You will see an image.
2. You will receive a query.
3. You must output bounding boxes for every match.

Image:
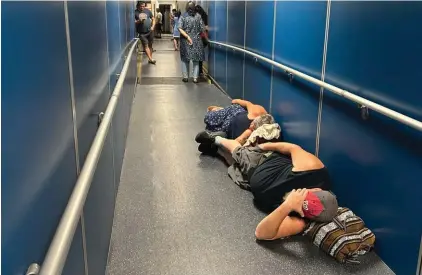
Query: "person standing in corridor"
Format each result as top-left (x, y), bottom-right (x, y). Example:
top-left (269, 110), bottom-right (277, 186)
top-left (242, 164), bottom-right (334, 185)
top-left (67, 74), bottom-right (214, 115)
top-left (178, 2), bottom-right (205, 83)
top-left (172, 10), bottom-right (181, 51)
top-left (195, 4), bottom-right (208, 78)
top-left (155, 8), bottom-right (163, 38)
top-left (135, 1), bottom-right (156, 64)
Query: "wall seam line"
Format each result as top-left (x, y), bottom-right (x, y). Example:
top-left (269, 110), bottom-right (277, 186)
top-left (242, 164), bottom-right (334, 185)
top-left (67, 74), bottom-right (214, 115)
top-left (104, 0), bottom-right (117, 205)
top-left (226, 0), bottom-right (228, 92)
top-left (213, 2), bottom-right (216, 78)
top-left (269, 0), bottom-right (277, 113)
top-left (63, 2), bottom-right (89, 275)
top-left (242, 1), bottom-right (247, 99)
top-left (315, 0), bottom-right (331, 157)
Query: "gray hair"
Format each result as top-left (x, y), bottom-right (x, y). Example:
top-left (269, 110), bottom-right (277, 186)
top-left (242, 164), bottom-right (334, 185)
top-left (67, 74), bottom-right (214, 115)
top-left (251, 114), bottom-right (275, 129)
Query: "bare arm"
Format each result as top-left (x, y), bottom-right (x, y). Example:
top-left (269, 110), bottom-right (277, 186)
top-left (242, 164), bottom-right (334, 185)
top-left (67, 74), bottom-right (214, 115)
top-left (232, 99), bottom-right (253, 108)
top-left (178, 17), bottom-right (192, 43)
top-left (232, 99), bottom-right (267, 117)
top-left (151, 16), bottom-right (156, 30)
top-left (259, 142), bottom-right (324, 172)
top-left (179, 27), bottom-right (189, 39)
top-left (235, 129), bottom-right (252, 145)
top-left (255, 189), bottom-right (308, 240)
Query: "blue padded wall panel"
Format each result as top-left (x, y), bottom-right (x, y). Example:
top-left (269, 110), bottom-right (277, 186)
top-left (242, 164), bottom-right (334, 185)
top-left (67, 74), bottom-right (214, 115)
top-left (84, 133), bottom-right (116, 275)
top-left (214, 0), bottom-right (228, 91)
top-left (128, 2), bottom-right (135, 40)
top-left (271, 1), bottom-right (327, 152)
top-left (107, 0), bottom-right (124, 91)
top-left (244, 58), bottom-right (272, 110)
top-left (325, 2), bottom-right (422, 121)
top-left (63, 222), bottom-right (86, 275)
top-left (67, 1), bottom-right (111, 165)
top-left (1, 2), bottom-right (84, 274)
top-left (120, 1), bottom-right (129, 49)
top-left (244, 1), bottom-right (274, 59)
top-left (66, 2), bottom-right (116, 274)
top-left (125, 2), bottom-right (134, 43)
top-left (243, 1), bottom-right (274, 110)
top-left (112, 51), bottom-right (137, 191)
top-left (112, 92), bottom-right (126, 190)
top-left (320, 2), bottom-right (422, 274)
top-left (208, 1), bottom-right (216, 77)
top-left (226, 1), bottom-right (246, 99)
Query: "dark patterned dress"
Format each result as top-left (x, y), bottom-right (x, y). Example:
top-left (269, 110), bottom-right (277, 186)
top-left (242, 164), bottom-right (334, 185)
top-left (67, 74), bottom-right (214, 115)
top-left (204, 104), bottom-right (247, 132)
top-left (178, 12), bottom-right (205, 62)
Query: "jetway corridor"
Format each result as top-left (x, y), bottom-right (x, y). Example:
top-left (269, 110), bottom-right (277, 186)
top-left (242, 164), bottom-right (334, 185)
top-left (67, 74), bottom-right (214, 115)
top-left (3, 2), bottom-right (421, 275)
top-left (105, 39), bottom-right (394, 275)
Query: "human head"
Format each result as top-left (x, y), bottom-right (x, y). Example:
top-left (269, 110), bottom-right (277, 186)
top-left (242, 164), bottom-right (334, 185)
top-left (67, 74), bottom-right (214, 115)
top-left (186, 1), bottom-right (196, 15)
top-left (172, 8), bottom-right (176, 14)
top-left (195, 4), bottom-right (205, 15)
top-left (302, 190), bottom-right (338, 222)
top-left (250, 114), bottom-right (275, 130)
top-left (207, 105), bottom-right (223, 112)
top-left (156, 8), bottom-right (160, 12)
top-left (137, 1), bottom-right (145, 11)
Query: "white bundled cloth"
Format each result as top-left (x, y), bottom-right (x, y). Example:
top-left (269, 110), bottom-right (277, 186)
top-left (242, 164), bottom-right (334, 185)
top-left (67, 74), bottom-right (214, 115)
top-left (244, 123), bottom-right (281, 147)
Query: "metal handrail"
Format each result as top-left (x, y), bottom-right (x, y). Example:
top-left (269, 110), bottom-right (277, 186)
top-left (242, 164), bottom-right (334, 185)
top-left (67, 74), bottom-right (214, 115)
top-left (38, 38), bottom-right (138, 275)
top-left (210, 40), bottom-right (422, 132)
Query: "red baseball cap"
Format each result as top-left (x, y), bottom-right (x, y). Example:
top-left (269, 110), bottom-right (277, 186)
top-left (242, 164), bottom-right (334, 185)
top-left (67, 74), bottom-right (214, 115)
top-left (302, 191), bottom-right (338, 222)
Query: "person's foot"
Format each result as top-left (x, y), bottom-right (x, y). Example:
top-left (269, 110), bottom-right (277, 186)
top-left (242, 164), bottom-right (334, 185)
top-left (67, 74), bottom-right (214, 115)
top-left (193, 78), bottom-right (198, 84)
top-left (182, 78), bottom-right (188, 82)
top-left (195, 130), bottom-right (226, 144)
top-left (198, 143), bottom-right (218, 156)
top-left (148, 59), bottom-right (156, 65)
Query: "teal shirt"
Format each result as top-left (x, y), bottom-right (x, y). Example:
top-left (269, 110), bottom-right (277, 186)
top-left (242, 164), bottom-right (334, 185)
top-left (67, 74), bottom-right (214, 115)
top-left (135, 9), bottom-right (153, 34)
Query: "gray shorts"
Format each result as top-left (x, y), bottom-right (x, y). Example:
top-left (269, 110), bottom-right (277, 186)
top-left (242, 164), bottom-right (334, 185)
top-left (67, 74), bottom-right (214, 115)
top-left (138, 32), bottom-right (153, 46)
top-left (228, 146), bottom-right (273, 190)
top-left (232, 146), bottom-right (273, 178)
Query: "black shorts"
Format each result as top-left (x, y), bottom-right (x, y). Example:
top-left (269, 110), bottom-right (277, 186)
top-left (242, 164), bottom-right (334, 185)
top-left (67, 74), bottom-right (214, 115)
top-left (156, 23), bottom-right (162, 31)
top-left (138, 32), bottom-right (153, 46)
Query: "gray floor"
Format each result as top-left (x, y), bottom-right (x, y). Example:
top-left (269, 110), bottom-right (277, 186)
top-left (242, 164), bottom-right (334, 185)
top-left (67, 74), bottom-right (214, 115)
top-left (106, 44), bottom-right (394, 275)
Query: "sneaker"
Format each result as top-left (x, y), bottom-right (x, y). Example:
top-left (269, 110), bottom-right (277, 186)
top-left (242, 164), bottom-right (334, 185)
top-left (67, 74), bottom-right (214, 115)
top-left (198, 143), bottom-right (218, 156)
top-left (193, 78), bottom-right (198, 84)
top-left (195, 130), bottom-right (226, 144)
top-left (182, 78), bottom-right (188, 82)
top-left (148, 59), bottom-right (156, 64)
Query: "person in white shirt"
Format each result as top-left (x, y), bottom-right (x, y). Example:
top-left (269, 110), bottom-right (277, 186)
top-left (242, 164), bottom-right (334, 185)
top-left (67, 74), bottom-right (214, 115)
top-left (155, 9), bottom-right (163, 38)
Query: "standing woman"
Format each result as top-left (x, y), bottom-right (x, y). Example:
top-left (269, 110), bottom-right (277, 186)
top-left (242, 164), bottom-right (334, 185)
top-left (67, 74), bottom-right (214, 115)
top-left (178, 1), bottom-right (205, 83)
top-left (172, 10), bottom-right (181, 51)
top-left (195, 5), bottom-right (208, 78)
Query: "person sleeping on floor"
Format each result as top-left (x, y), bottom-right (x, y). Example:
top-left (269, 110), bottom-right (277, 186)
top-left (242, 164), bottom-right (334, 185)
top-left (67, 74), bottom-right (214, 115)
top-left (195, 133), bottom-right (376, 263)
top-left (196, 99), bottom-right (283, 156)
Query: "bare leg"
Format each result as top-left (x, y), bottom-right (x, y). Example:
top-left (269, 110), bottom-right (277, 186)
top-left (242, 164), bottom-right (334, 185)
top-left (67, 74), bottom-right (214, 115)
top-left (173, 38), bottom-right (178, 50)
top-left (144, 45), bottom-right (153, 61)
top-left (217, 137), bottom-right (241, 154)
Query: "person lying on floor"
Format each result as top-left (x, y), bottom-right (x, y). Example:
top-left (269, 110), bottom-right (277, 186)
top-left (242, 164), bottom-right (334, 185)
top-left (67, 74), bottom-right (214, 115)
top-left (197, 113), bottom-right (282, 160)
top-left (255, 188), bottom-right (376, 264)
top-left (254, 188), bottom-right (336, 240)
top-left (195, 132), bottom-right (334, 211)
top-left (197, 99), bottom-right (281, 155)
top-left (196, 133), bottom-right (376, 263)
